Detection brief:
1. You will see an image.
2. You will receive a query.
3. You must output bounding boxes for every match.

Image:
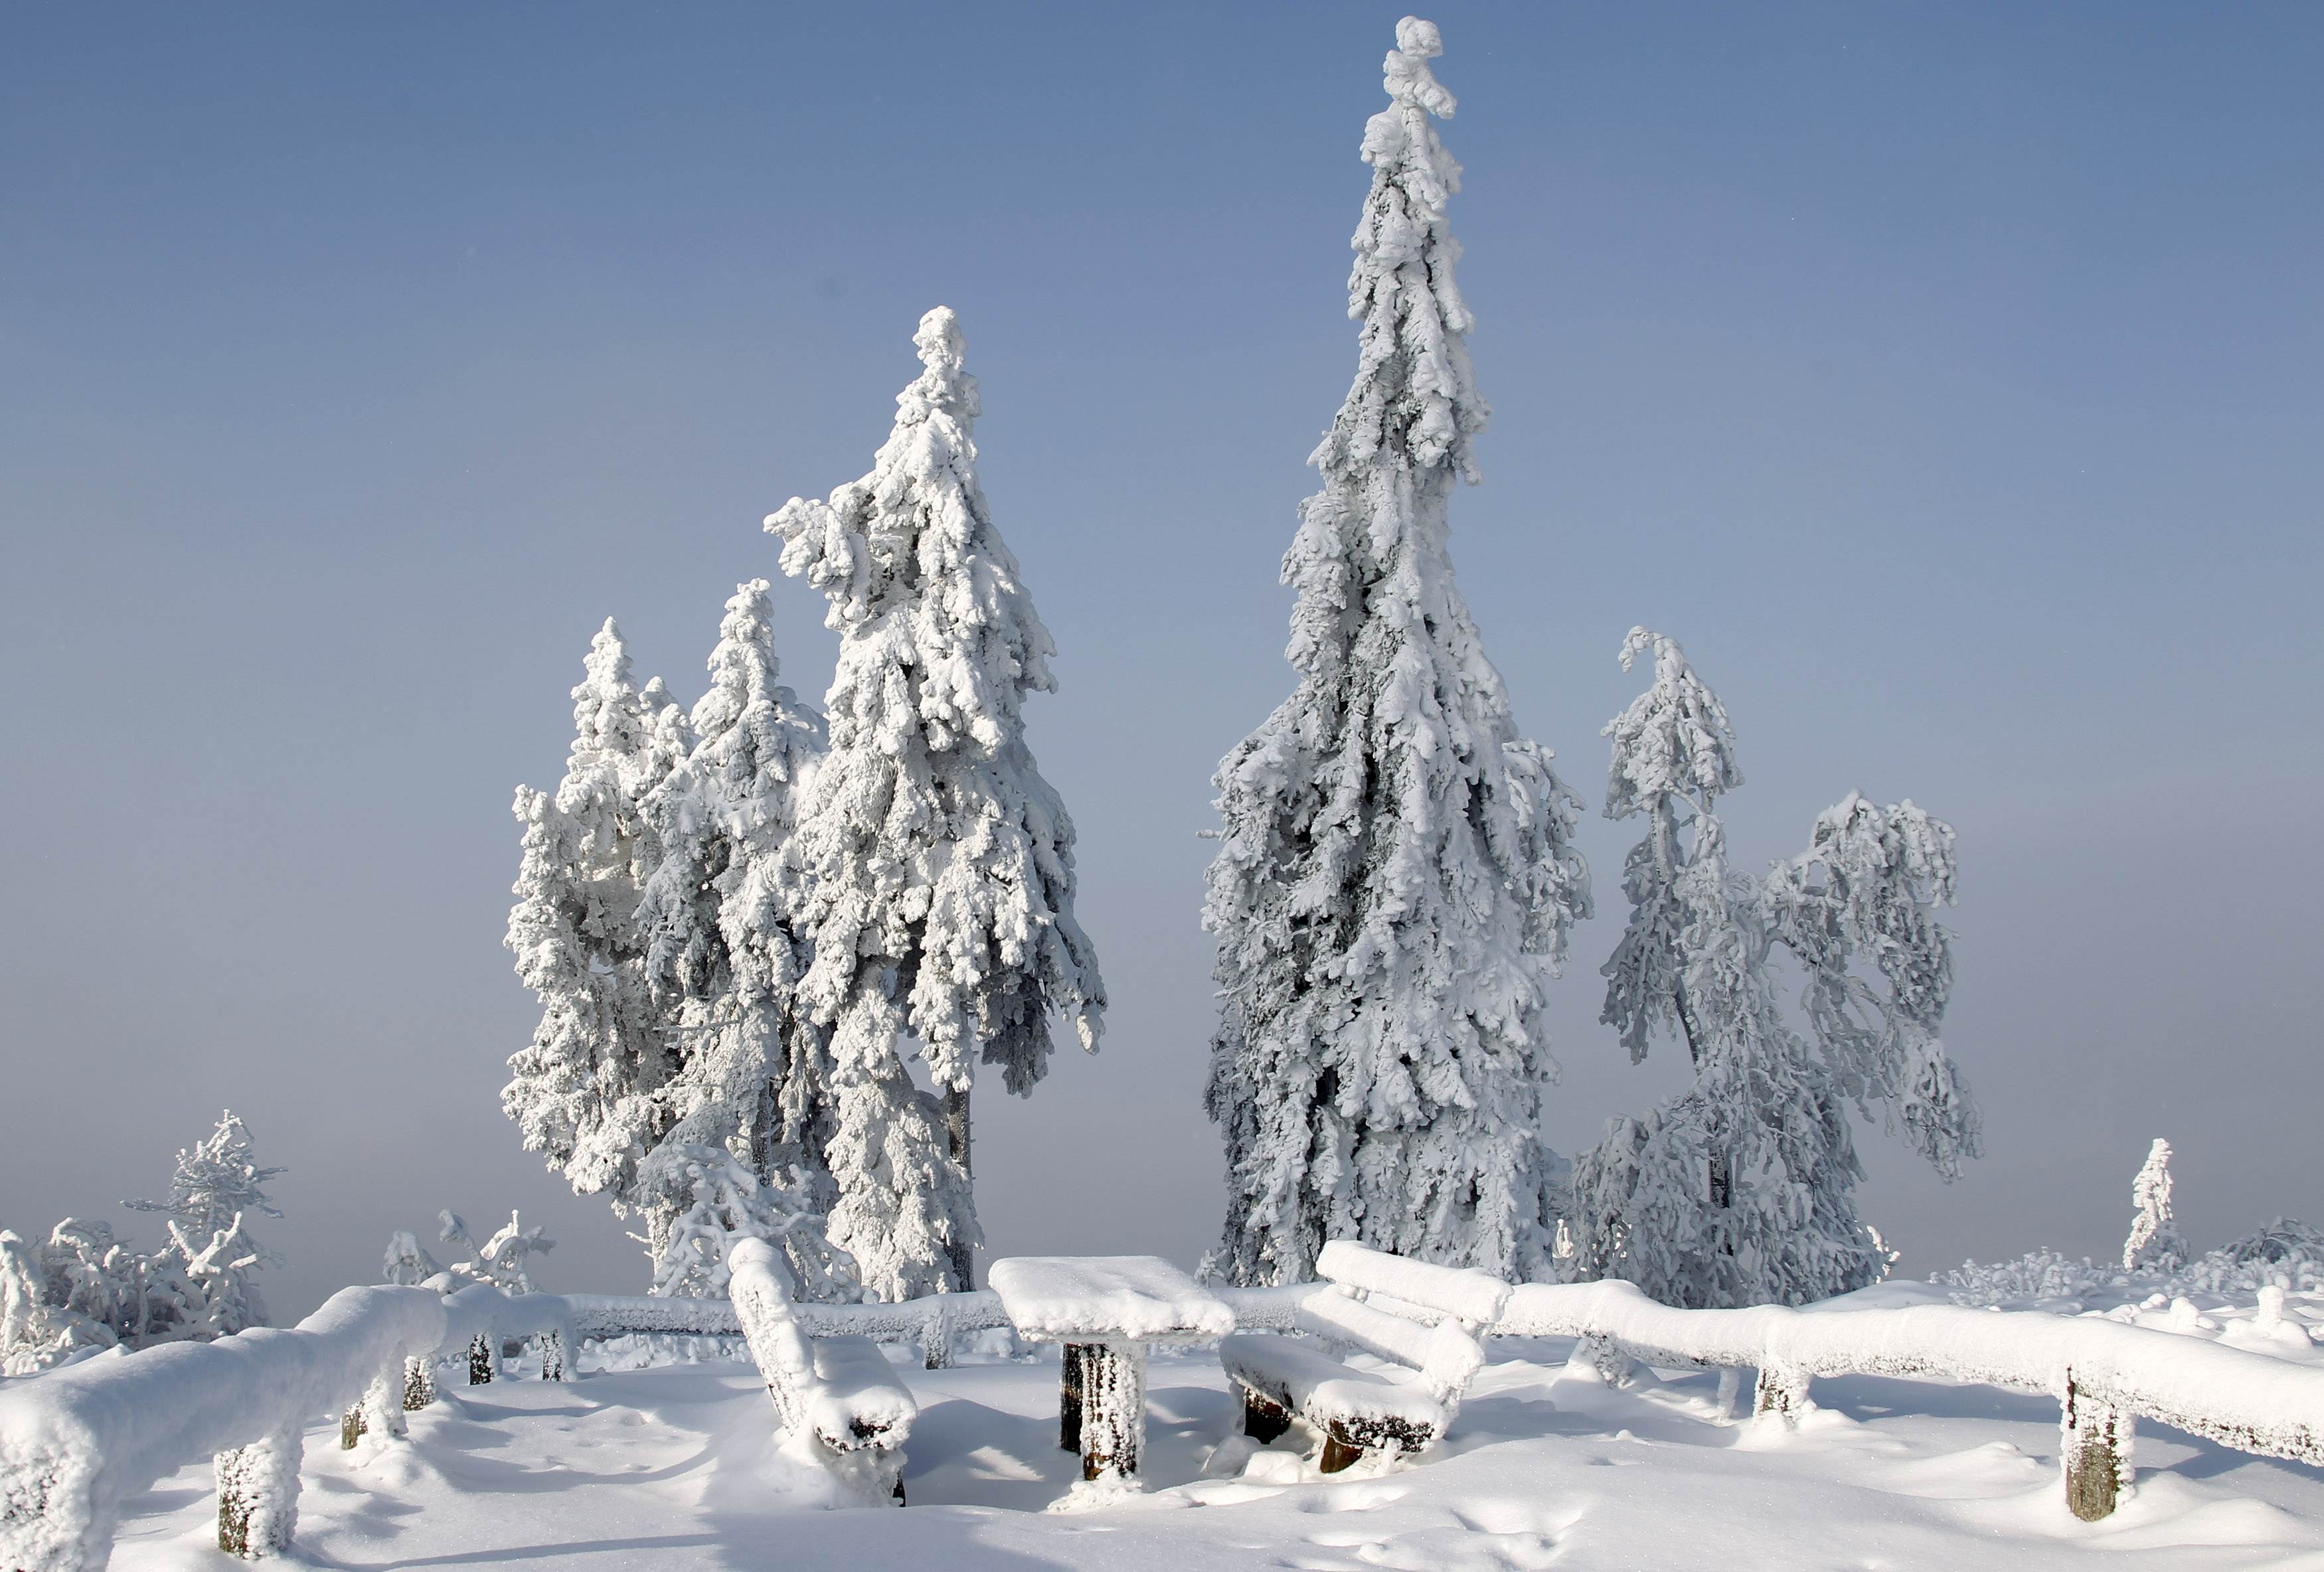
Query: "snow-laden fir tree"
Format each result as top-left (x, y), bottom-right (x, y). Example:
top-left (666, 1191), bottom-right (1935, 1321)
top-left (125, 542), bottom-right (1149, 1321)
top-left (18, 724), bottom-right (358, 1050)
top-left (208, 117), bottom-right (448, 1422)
top-left (504, 620), bottom-right (679, 1218)
top-left (768, 306), bottom-right (1105, 1298)
top-left (1202, 17), bottom-right (1590, 1287)
top-left (123, 1110), bottom-right (286, 1336)
top-left (635, 580), bottom-right (828, 1261)
top-left (1564, 630), bottom-right (1977, 1307)
top-left (2124, 1137), bottom-right (2189, 1271)
top-left (0, 1229), bottom-right (113, 1374)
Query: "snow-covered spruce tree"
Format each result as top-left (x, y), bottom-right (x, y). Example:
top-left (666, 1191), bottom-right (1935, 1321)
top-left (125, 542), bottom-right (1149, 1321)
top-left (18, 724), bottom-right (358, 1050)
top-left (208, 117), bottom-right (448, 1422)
top-left (504, 620), bottom-right (678, 1219)
top-left (1564, 631), bottom-right (1975, 1307)
top-left (1202, 17), bottom-right (1589, 1287)
top-left (635, 580), bottom-right (828, 1268)
top-left (2123, 1137), bottom-right (2189, 1272)
top-left (1, 1229), bottom-right (113, 1374)
top-left (767, 307), bottom-right (1105, 1298)
top-left (123, 1110), bottom-right (285, 1336)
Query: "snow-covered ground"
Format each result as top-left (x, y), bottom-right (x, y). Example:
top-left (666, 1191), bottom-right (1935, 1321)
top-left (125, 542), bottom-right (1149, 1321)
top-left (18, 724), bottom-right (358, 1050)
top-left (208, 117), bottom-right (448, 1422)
top-left (102, 1312), bottom-right (2324, 1572)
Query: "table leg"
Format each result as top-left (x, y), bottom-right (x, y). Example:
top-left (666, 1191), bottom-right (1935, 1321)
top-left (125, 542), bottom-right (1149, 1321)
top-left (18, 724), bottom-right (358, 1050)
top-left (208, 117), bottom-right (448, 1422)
top-left (1060, 1342), bottom-right (1088, 1453)
top-left (1078, 1342), bottom-right (1147, 1482)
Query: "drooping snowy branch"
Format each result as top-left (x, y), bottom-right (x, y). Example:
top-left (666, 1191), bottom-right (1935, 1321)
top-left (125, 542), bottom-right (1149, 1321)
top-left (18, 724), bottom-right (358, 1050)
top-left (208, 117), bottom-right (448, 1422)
top-left (1203, 17), bottom-right (1590, 1288)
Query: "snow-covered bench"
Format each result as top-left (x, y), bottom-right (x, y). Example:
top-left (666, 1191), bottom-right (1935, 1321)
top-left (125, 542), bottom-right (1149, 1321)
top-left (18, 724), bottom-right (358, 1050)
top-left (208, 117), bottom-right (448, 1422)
top-left (726, 1239), bottom-right (914, 1504)
top-left (1219, 1241), bottom-right (1510, 1470)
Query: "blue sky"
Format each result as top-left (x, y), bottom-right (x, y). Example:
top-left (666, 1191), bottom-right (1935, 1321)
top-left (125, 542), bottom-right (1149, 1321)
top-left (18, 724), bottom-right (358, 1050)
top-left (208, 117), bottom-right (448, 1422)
top-left (3, 2), bottom-right (2319, 1314)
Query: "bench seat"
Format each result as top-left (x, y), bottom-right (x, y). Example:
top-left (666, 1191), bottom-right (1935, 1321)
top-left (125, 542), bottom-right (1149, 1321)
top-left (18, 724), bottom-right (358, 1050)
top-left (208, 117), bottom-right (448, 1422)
top-left (1220, 1332), bottom-right (1446, 1464)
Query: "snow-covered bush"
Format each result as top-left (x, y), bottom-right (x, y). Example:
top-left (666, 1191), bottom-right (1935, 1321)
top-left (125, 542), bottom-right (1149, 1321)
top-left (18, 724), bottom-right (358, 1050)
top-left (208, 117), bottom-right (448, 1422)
top-left (1563, 632), bottom-right (1973, 1308)
top-left (122, 1110), bottom-right (286, 1339)
top-left (634, 1144), bottom-right (860, 1304)
top-left (1201, 15), bottom-right (1589, 1287)
top-left (768, 305), bottom-right (1105, 1299)
top-left (436, 1210), bottom-right (556, 1293)
top-left (1, 1229), bottom-right (114, 1375)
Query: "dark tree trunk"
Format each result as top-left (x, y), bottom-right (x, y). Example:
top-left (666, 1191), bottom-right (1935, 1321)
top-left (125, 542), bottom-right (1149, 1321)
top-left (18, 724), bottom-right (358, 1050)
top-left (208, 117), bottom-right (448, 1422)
top-left (942, 1081), bottom-right (975, 1290)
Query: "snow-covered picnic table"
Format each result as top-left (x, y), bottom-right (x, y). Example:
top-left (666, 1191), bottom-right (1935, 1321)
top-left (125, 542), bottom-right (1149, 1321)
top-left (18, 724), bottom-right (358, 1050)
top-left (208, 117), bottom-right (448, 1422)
top-left (987, 1255), bottom-right (1234, 1483)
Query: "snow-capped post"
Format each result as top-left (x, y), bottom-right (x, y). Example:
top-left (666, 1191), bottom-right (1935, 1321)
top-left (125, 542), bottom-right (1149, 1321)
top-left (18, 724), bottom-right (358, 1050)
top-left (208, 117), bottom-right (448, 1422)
top-left (402, 1353), bottom-right (436, 1410)
top-left (2123, 1138), bottom-right (2189, 1272)
top-left (768, 305), bottom-right (1106, 1299)
top-left (1202, 14), bottom-right (1590, 1288)
top-left (214, 1427), bottom-right (301, 1558)
top-left (2062, 1370), bottom-right (2133, 1521)
top-left (1753, 1364), bottom-right (1812, 1425)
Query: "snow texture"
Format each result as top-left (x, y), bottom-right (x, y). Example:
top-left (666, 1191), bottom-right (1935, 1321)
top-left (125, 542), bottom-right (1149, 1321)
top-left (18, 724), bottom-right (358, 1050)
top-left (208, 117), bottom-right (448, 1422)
top-left (1203, 14), bottom-right (1590, 1290)
top-left (1564, 629), bottom-right (1975, 1309)
top-left (988, 1257), bottom-right (1236, 1344)
top-left (1314, 1239), bottom-right (1511, 1327)
top-left (767, 306), bottom-right (1104, 1300)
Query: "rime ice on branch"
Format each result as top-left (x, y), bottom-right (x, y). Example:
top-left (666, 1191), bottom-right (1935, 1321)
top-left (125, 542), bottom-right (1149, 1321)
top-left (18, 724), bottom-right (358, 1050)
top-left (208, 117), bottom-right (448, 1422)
top-left (768, 306), bottom-right (1104, 1298)
top-left (1203, 17), bottom-right (1590, 1287)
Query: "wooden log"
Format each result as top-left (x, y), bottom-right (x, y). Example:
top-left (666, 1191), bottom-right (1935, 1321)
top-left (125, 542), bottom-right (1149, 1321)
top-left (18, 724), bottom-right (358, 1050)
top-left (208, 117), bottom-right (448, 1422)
top-left (2062, 1371), bottom-right (2133, 1522)
top-left (1241, 1385), bottom-right (1293, 1444)
top-left (1076, 1342), bottom-right (1147, 1482)
top-left (1318, 1420), bottom-right (1365, 1475)
top-left (339, 1405), bottom-right (366, 1451)
top-left (537, 1329), bottom-right (566, 1382)
top-left (1060, 1342), bottom-right (1088, 1453)
top-left (922, 1306), bottom-right (951, 1370)
top-left (216, 1427), bottom-right (301, 1559)
top-left (467, 1332), bottom-right (495, 1385)
top-left (402, 1354), bottom-right (437, 1411)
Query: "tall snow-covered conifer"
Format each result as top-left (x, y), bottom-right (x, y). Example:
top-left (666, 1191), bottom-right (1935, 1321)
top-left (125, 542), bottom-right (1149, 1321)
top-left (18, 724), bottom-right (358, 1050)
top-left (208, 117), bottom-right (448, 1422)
top-left (768, 306), bottom-right (1104, 1298)
top-left (504, 620), bottom-right (677, 1215)
top-left (1203, 17), bottom-right (1590, 1287)
top-left (1566, 629), bottom-right (1977, 1307)
top-left (636, 582), bottom-right (827, 1256)
top-left (2123, 1138), bottom-right (2188, 1271)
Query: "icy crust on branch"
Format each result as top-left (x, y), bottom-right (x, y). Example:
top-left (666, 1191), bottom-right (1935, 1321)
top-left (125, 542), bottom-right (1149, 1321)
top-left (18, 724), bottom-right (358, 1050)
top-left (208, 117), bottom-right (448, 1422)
top-left (504, 620), bottom-right (678, 1212)
top-left (1204, 16), bottom-right (1590, 1290)
top-left (0, 1284), bottom-right (560, 1572)
top-left (987, 1256), bottom-right (1234, 1342)
top-left (1565, 631), bottom-right (1974, 1310)
top-left (637, 582), bottom-right (830, 1210)
top-left (1497, 1278), bottom-right (2324, 1468)
top-left (768, 307), bottom-right (1104, 1300)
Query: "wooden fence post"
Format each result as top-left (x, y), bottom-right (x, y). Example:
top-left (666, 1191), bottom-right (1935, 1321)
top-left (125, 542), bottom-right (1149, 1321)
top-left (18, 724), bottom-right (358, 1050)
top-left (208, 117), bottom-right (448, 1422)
top-left (537, 1329), bottom-right (566, 1382)
top-left (2062, 1370), bottom-right (2133, 1522)
top-left (402, 1354), bottom-right (436, 1411)
top-left (922, 1306), bottom-right (950, 1370)
top-left (467, 1332), bottom-right (495, 1385)
top-left (1059, 1342), bottom-right (1088, 1453)
top-left (1076, 1343), bottom-right (1146, 1482)
top-left (1753, 1364), bottom-right (1811, 1424)
top-left (216, 1427), bottom-right (301, 1559)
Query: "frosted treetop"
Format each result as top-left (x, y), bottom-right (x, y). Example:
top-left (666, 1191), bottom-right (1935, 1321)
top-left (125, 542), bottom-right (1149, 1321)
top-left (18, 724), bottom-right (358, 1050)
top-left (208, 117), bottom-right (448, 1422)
top-left (1386, 17), bottom-right (1456, 117)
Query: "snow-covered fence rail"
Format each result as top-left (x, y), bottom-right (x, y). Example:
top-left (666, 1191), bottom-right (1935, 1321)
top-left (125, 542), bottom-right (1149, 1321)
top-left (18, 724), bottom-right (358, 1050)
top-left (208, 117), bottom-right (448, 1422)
top-left (1496, 1278), bottom-right (2324, 1521)
top-left (564, 1289), bottom-right (1010, 1368)
top-left (0, 1283), bottom-right (568, 1572)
